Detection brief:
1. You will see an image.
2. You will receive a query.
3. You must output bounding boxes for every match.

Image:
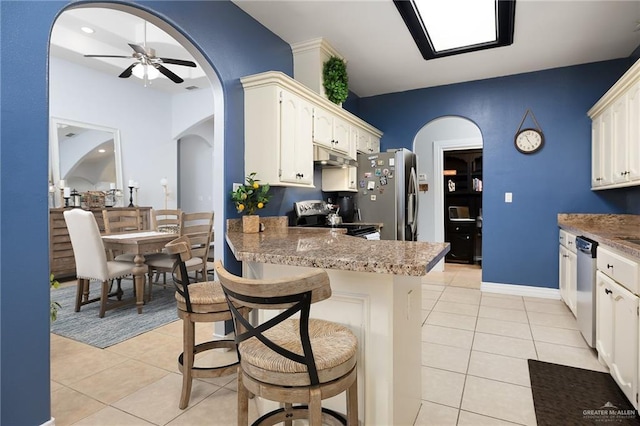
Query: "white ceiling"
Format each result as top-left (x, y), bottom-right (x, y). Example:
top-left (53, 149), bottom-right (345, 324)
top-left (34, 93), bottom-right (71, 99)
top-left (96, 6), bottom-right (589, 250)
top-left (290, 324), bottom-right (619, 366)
top-left (51, 1), bottom-right (640, 98)
top-left (50, 8), bottom-right (209, 94)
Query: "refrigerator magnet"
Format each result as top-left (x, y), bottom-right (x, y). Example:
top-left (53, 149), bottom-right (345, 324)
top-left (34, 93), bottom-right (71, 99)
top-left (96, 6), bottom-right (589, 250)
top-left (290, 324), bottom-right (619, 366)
top-left (367, 181), bottom-right (376, 190)
top-left (370, 160), bottom-right (376, 168)
top-left (364, 172), bottom-right (372, 178)
top-left (375, 168), bottom-right (382, 176)
top-left (389, 158), bottom-right (395, 166)
top-left (380, 176), bottom-right (388, 186)
top-left (382, 168), bottom-right (389, 176)
top-left (370, 195), bottom-right (377, 201)
top-left (378, 160), bottom-right (385, 166)
top-left (359, 180), bottom-right (366, 188)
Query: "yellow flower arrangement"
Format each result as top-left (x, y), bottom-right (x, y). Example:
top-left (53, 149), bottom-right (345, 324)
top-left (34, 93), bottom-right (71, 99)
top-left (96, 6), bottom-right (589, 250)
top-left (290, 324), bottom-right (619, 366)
top-left (231, 172), bottom-right (271, 216)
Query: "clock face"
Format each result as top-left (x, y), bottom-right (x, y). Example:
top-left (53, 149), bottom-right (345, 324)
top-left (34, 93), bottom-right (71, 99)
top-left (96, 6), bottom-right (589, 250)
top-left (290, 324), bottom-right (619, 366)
top-left (514, 129), bottom-right (544, 154)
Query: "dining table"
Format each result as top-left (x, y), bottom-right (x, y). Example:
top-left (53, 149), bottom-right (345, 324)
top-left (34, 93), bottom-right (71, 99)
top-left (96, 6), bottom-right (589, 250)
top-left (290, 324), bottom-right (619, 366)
top-left (101, 230), bottom-right (178, 313)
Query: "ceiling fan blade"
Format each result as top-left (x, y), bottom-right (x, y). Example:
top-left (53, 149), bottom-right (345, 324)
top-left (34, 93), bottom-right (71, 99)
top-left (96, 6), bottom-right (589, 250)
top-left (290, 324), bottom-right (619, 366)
top-left (84, 54), bottom-right (131, 59)
top-left (119, 64), bottom-right (136, 78)
top-left (159, 58), bottom-right (196, 67)
top-left (157, 65), bottom-right (184, 83)
top-left (128, 43), bottom-right (147, 55)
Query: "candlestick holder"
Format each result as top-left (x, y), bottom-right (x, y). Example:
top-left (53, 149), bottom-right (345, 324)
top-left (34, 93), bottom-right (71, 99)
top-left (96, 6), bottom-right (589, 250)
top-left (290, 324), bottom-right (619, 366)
top-left (134, 187), bottom-right (139, 207)
top-left (64, 197), bottom-right (70, 208)
top-left (128, 186), bottom-right (134, 207)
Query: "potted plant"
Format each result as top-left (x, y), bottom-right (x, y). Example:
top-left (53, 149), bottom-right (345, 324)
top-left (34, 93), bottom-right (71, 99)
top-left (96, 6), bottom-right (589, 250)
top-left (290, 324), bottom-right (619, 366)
top-left (231, 172), bottom-right (271, 233)
top-left (323, 56), bottom-right (349, 105)
top-left (50, 273), bottom-right (61, 322)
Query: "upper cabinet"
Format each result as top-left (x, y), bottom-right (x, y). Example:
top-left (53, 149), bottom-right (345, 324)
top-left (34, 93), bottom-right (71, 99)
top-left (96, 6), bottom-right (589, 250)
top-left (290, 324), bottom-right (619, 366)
top-left (589, 59), bottom-right (640, 190)
top-left (241, 72), bottom-right (382, 187)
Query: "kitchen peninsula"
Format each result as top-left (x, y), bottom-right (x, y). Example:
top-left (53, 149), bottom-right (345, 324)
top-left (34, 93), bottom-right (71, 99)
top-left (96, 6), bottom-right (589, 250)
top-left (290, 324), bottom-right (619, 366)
top-left (226, 218), bottom-right (450, 425)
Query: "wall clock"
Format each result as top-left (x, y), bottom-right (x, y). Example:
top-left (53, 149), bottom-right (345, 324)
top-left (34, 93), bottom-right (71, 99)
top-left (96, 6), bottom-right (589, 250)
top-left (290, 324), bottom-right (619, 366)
top-left (514, 128), bottom-right (544, 154)
top-left (514, 109), bottom-right (544, 154)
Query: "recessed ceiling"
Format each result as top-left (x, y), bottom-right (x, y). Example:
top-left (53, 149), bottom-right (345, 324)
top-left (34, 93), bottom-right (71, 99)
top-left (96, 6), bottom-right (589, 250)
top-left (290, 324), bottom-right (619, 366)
top-left (50, 8), bottom-right (209, 94)
top-left (233, 0), bottom-right (640, 97)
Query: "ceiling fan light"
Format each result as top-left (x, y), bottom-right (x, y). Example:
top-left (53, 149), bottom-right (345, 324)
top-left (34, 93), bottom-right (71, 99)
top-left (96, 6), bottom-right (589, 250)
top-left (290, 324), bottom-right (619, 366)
top-left (132, 63), bottom-right (160, 80)
top-left (147, 65), bottom-right (160, 80)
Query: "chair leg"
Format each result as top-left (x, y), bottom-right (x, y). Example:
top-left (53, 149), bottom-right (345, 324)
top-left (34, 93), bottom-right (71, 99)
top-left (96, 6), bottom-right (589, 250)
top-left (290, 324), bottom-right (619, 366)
top-left (346, 374), bottom-right (358, 425)
top-left (237, 369), bottom-right (249, 426)
top-left (82, 279), bottom-right (90, 303)
top-left (284, 403), bottom-right (293, 426)
top-left (179, 317), bottom-right (195, 409)
top-left (115, 278), bottom-right (123, 300)
top-left (309, 387), bottom-right (322, 426)
top-left (99, 280), bottom-right (109, 318)
top-left (75, 278), bottom-right (84, 312)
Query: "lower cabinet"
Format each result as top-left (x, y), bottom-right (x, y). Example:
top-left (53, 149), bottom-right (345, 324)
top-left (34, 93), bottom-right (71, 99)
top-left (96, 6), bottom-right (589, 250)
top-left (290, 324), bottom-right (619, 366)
top-left (558, 229), bottom-right (577, 317)
top-left (595, 270), bottom-right (639, 407)
top-left (446, 221), bottom-right (476, 264)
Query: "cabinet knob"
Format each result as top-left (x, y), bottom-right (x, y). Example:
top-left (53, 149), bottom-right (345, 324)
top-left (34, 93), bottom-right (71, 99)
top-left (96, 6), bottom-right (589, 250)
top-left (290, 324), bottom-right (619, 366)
top-left (596, 177), bottom-right (603, 181)
top-left (605, 288), bottom-right (612, 295)
top-left (296, 173), bottom-right (304, 179)
top-left (607, 263), bottom-right (614, 270)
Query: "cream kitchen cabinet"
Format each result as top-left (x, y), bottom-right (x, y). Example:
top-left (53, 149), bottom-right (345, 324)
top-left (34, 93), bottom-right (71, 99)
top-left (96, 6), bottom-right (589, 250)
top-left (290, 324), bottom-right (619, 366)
top-left (558, 229), bottom-right (578, 316)
top-left (595, 245), bottom-right (640, 408)
top-left (242, 79), bottom-right (314, 187)
top-left (589, 58), bottom-right (640, 190)
top-left (313, 106), bottom-right (355, 158)
top-left (321, 166), bottom-right (357, 192)
top-left (242, 71), bottom-right (382, 188)
top-left (354, 127), bottom-right (381, 154)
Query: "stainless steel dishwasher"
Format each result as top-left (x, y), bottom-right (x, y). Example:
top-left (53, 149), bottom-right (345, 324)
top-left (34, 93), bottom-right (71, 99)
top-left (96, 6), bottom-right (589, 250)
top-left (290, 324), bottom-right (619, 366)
top-left (576, 235), bottom-right (598, 348)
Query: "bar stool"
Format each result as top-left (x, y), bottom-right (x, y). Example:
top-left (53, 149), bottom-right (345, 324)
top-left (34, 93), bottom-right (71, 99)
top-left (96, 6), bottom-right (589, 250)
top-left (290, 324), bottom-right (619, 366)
top-left (165, 236), bottom-right (250, 409)
top-left (214, 260), bottom-right (359, 426)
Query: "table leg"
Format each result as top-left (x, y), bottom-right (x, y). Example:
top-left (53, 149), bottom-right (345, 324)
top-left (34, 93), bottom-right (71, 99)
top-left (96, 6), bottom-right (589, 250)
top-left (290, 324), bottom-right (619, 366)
top-left (133, 253), bottom-right (146, 314)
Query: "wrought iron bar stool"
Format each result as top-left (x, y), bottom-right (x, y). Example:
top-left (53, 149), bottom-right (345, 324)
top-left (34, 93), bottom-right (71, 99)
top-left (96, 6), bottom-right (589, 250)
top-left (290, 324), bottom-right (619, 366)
top-left (165, 236), bottom-right (250, 409)
top-left (214, 260), bottom-right (359, 426)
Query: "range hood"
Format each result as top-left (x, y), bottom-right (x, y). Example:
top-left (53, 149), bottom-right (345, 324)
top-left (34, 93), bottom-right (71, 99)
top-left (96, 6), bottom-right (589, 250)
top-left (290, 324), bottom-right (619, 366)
top-left (313, 145), bottom-right (358, 168)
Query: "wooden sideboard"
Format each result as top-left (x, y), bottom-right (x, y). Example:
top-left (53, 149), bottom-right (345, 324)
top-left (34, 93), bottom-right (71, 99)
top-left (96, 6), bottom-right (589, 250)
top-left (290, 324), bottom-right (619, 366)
top-left (49, 207), bottom-right (152, 279)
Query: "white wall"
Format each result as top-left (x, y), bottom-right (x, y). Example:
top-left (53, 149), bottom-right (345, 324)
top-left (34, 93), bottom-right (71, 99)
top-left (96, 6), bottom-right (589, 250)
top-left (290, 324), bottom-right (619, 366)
top-left (179, 132), bottom-right (213, 213)
top-left (50, 57), bottom-right (213, 210)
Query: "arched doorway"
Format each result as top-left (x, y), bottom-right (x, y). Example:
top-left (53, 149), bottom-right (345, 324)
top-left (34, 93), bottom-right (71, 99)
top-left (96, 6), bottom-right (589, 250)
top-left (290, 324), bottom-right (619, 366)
top-left (49, 3), bottom-right (225, 263)
top-left (414, 116), bottom-right (483, 271)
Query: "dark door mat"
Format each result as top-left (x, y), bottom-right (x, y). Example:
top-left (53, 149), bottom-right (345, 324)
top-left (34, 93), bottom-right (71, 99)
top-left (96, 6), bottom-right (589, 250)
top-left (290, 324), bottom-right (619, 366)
top-left (528, 359), bottom-right (640, 425)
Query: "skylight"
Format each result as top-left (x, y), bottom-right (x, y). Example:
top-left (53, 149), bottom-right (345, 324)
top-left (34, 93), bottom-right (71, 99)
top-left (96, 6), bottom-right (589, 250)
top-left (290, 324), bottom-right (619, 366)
top-left (394, 0), bottom-right (516, 60)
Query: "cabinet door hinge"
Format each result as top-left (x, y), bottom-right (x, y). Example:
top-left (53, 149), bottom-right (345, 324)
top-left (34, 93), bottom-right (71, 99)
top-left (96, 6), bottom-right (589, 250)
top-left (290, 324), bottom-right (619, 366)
top-left (279, 91), bottom-right (283, 103)
top-left (636, 393), bottom-right (638, 403)
top-left (278, 169), bottom-right (282, 178)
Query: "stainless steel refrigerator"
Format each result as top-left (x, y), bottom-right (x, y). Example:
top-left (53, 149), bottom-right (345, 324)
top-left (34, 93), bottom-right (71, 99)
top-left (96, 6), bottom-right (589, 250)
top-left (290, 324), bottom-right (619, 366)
top-left (355, 148), bottom-right (418, 241)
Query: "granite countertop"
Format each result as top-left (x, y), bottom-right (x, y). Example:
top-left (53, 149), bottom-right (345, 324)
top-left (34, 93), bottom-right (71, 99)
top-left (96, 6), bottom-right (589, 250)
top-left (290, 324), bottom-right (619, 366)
top-left (225, 226), bottom-right (450, 276)
top-left (558, 214), bottom-right (640, 259)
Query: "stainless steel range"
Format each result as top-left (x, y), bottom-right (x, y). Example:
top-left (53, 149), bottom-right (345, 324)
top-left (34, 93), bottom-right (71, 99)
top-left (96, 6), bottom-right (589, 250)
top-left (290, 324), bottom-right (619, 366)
top-left (293, 200), bottom-right (379, 238)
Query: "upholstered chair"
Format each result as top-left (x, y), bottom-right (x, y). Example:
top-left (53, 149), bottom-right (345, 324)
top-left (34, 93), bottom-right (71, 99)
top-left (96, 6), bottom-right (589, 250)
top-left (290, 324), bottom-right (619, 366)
top-left (64, 209), bottom-right (136, 318)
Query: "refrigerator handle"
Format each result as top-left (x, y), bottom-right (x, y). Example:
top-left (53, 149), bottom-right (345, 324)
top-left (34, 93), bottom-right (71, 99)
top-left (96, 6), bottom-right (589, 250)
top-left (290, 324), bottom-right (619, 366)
top-left (407, 167), bottom-right (418, 234)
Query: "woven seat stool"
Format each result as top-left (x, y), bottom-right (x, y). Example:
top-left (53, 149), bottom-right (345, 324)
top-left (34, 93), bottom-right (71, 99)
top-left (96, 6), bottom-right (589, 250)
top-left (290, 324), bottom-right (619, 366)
top-left (165, 236), bottom-right (250, 410)
top-left (215, 260), bottom-right (359, 426)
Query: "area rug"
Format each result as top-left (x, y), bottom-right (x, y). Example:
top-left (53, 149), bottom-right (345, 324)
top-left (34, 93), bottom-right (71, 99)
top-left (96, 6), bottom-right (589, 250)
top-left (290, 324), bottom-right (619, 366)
top-left (50, 280), bottom-right (178, 349)
top-left (528, 359), bottom-right (640, 425)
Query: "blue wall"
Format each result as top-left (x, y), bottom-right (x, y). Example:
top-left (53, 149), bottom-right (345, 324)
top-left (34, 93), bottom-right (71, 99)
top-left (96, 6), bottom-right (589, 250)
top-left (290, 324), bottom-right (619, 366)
top-left (357, 60), bottom-right (635, 288)
top-left (0, 1), bottom-right (293, 423)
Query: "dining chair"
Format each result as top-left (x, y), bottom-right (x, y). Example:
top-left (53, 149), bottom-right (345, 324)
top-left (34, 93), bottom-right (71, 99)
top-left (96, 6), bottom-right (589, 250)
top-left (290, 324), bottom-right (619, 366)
top-left (215, 260), bottom-right (359, 426)
top-left (149, 209), bottom-right (183, 285)
top-left (102, 208), bottom-right (144, 262)
top-left (64, 209), bottom-right (136, 318)
top-left (164, 236), bottom-right (250, 409)
top-left (151, 208), bottom-right (182, 234)
top-left (146, 211), bottom-right (214, 294)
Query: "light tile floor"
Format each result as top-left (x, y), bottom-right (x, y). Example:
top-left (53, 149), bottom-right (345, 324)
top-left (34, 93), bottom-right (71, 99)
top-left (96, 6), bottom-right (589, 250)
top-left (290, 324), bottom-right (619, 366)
top-left (51, 263), bottom-right (604, 425)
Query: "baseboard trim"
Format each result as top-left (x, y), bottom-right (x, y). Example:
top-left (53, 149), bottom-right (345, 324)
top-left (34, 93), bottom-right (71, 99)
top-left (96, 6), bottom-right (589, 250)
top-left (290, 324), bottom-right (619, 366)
top-left (42, 417), bottom-right (55, 426)
top-left (481, 281), bottom-right (560, 299)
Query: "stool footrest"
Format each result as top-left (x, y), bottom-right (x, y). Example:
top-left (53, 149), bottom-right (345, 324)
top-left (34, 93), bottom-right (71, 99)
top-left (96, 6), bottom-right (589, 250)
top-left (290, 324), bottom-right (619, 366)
top-left (178, 339), bottom-right (238, 377)
top-left (253, 405), bottom-right (346, 426)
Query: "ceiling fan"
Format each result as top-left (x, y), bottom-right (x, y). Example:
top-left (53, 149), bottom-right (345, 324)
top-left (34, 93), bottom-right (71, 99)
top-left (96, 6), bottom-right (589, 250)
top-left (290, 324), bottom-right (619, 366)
top-left (83, 22), bottom-right (196, 84)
